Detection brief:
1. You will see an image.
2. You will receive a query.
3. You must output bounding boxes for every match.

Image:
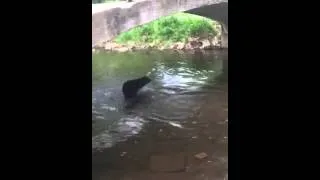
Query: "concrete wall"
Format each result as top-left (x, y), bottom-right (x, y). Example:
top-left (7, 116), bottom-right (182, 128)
top-left (92, 0), bottom-right (228, 46)
top-left (221, 31), bottom-right (228, 48)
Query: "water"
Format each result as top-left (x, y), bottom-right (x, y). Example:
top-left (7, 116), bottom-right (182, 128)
top-left (92, 49), bottom-right (228, 180)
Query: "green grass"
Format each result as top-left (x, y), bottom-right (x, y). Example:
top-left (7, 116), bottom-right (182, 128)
top-left (114, 13), bottom-right (219, 45)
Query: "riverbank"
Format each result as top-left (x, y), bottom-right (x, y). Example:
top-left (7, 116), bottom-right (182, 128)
top-left (92, 36), bottom-right (225, 53)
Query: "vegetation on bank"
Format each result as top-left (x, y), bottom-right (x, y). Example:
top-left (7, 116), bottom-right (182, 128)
top-left (114, 13), bottom-right (219, 47)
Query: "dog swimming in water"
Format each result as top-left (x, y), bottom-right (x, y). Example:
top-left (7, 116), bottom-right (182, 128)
top-left (122, 76), bottom-right (152, 100)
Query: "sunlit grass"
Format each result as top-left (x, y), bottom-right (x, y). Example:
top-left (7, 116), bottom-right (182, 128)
top-left (115, 13), bottom-right (218, 45)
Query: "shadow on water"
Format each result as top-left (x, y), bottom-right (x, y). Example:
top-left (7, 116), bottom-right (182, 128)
top-left (92, 49), bottom-right (228, 180)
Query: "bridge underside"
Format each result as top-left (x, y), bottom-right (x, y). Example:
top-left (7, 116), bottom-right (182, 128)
top-left (186, 2), bottom-right (228, 30)
top-left (186, 2), bottom-right (228, 48)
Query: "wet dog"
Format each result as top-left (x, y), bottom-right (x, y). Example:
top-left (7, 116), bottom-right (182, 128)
top-left (122, 76), bottom-right (152, 100)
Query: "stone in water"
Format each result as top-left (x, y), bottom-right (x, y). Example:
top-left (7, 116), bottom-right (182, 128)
top-left (194, 152), bottom-right (208, 159)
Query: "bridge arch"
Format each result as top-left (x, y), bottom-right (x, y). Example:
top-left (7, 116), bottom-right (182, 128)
top-left (92, 0), bottom-right (228, 47)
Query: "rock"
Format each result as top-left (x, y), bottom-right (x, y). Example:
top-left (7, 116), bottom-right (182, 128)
top-left (159, 46), bottom-right (165, 50)
top-left (201, 39), bottom-right (213, 50)
top-left (176, 42), bottom-right (185, 50)
top-left (170, 42), bottom-right (185, 50)
top-left (141, 45), bottom-right (148, 49)
top-left (147, 45), bottom-right (155, 50)
top-left (149, 43), bottom-right (157, 49)
top-left (128, 45), bottom-right (136, 51)
top-left (104, 43), bottom-right (113, 51)
top-left (170, 43), bottom-right (178, 49)
top-left (188, 37), bottom-right (199, 42)
top-left (115, 47), bottom-right (129, 52)
top-left (133, 45), bottom-right (143, 50)
top-left (184, 43), bottom-right (191, 50)
top-left (149, 153), bottom-right (186, 172)
top-left (194, 152), bottom-right (208, 159)
top-left (120, 152), bottom-right (127, 157)
top-left (185, 38), bottom-right (203, 50)
top-left (94, 41), bottom-right (105, 48)
top-left (212, 36), bottom-right (219, 46)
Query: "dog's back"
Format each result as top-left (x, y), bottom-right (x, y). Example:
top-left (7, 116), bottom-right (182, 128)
top-left (122, 76), bottom-right (151, 100)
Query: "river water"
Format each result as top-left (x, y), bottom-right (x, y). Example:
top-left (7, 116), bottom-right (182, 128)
top-left (92, 49), bottom-right (228, 180)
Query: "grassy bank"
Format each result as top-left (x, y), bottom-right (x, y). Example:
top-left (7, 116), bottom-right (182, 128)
top-left (114, 13), bottom-right (219, 47)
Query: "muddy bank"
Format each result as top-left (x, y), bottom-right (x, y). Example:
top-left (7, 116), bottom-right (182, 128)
top-left (92, 36), bottom-right (226, 53)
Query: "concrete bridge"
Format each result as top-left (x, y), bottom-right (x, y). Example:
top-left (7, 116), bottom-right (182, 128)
top-left (92, 0), bottom-right (228, 47)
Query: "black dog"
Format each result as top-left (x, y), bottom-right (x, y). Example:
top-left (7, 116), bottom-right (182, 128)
top-left (122, 76), bottom-right (152, 100)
